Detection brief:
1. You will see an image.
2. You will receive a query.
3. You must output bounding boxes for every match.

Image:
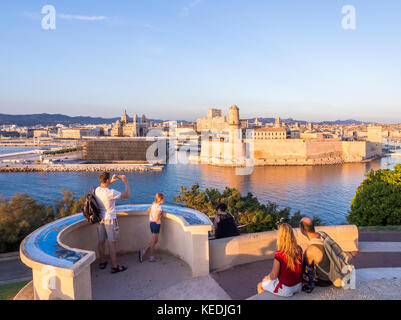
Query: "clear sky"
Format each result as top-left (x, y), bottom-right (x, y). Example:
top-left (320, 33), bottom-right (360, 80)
top-left (0, 0), bottom-right (400, 123)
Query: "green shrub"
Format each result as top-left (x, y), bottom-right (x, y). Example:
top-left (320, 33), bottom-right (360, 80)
top-left (0, 190), bottom-right (85, 253)
top-left (44, 147), bottom-right (80, 156)
top-left (174, 183), bottom-right (323, 233)
top-left (347, 164), bottom-right (401, 226)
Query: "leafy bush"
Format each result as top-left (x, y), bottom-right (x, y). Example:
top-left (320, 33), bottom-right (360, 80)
top-left (0, 190), bottom-right (86, 253)
top-left (347, 164), bottom-right (401, 226)
top-left (174, 183), bottom-right (322, 233)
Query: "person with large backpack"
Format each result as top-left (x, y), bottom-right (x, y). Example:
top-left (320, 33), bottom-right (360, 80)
top-left (90, 172), bottom-right (131, 274)
top-left (299, 217), bottom-right (354, 290)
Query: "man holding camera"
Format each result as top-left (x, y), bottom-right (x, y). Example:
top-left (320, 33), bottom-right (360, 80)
top-left (94, 172), bottom-right (130, 274)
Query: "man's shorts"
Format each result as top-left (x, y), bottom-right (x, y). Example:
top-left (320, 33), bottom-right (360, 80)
top-left (97, 219), bottom-right (120, 242)
top-left (150, 222), bottom-right (161, 234)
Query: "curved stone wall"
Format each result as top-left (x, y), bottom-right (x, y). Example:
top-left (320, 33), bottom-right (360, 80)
top-left (20, 205), bottom-right (212, 300)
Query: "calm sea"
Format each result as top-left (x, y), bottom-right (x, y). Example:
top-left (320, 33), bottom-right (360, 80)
top-left (0, 146), bottom-right (53, 155)
top-left (0, 155), bottom-right (399, 225)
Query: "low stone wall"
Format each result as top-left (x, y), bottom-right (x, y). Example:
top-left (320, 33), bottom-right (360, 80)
top-left (209, 225), bottom-right (358, 272)
top-left (61, 210), bottom-right (212, 278)
top-left (19, 206), bottom-right (212, 300)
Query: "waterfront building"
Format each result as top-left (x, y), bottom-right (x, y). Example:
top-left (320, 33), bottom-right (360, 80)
top-left (82, 138), bottom-right (163, 163)
top-left (110, 110), bottom-right (149, 137)
top-left (176, 124), bottom-right (197, 136)
top-left (274, 117), bottom-right (281, 128)
top-left (196, 106), bottom-right (244, 133)
top-left (254, 127), bottom-right (289, 140)
top-left (196, 108), bottom-right (228, 132)
top-left (60, 128), bottom-right (100, 139)
top-left (33, 129), bottom-right (49, 138)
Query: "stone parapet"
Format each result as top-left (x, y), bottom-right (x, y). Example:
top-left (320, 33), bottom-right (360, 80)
top-left (209, 225), bottom-right (358, 272)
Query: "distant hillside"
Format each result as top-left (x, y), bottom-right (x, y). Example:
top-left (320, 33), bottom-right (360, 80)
top-left (316, 119), bottom-right (367, 125)
top-left (0, 113), bottom-right (367, 127)
top-left (247, 118), bottom-right (366, 125)
top-left (0, 113), bottom-right (186, 127)
top-left (247, 118), bottom-right (307, 125)
top-left (0, 113), bottom-right (119, 126)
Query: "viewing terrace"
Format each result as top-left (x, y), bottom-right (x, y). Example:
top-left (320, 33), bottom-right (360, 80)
top-left (15, 205), bottom-right (401, 300)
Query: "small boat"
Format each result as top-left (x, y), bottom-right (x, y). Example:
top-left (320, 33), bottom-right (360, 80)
top-left (384, 162), bottom-right (390, 166)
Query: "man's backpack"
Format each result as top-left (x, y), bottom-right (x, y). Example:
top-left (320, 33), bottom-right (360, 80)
top-left (310, 231), bottom-right (354, 287)
top-left (82, 188), bottom-right (101, 224)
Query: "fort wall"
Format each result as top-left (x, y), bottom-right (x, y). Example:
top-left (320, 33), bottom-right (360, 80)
top-left (253, 139), bottom-right (376, 165)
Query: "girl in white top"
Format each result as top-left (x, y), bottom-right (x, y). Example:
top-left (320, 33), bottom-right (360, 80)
top-left (139, 193), bottom-right (165, 262)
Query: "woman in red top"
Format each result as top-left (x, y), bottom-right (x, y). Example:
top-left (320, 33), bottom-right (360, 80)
top-left (257, 222), bottom-right (303, 297)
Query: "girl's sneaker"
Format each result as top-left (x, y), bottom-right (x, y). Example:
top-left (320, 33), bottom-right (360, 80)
top-left (149, 256), bottom-right (160, 262)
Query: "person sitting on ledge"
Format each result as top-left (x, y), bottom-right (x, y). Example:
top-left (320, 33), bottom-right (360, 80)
top-left (94, 172), bottom-right (130, 274)
top-left (257, 221), bottom-right (303, 297)
top-left (299, 217), bottom-right (332, 287)
top-left (213, 203), bottom-right (240, 239)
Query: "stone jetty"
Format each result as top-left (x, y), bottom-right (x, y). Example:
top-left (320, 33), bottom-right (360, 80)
top-left (0, 163), bottom-right (164, 173)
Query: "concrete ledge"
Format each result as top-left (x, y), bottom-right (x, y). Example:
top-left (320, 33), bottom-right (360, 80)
top-left (0, 276), bottom-right (32, 285)
top-left (356, 268), bottom-right (401, 281)
top-left (249, 267), bottom-right (401, 300)
top-left (147, 275), bottom-right (231, 300)
top-left (209, 225), bottom-right (358, 272)
top-left (359, 242), bottom-right (401, 252)
top-left (0, 251), bottom-right (20, 262)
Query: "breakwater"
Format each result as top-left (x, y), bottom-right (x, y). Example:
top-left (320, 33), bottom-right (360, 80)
top-left (0, 164), bottom-right (163, 173)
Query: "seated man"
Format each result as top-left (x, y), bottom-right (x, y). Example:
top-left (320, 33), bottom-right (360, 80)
top-left (299, 217), bottom-right (332, 287)
top-left (213, 203), bottom-right (240, 239)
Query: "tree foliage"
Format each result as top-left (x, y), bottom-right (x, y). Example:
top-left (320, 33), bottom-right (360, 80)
top-left (0, 190), bottom-right (86, 253)
top-left (174, 183), bottom-right (322, 233)
top-left (347, 164), bottom-right (401, 226)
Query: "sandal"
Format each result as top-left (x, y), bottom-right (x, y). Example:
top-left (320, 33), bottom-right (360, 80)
top-left (111, 265), bottom-right (127, 274)
top-left (99, 261), bottom-right (108, 269)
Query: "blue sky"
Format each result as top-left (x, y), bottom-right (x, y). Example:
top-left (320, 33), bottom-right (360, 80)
top-left (0, 0), bottom-right (400, 123)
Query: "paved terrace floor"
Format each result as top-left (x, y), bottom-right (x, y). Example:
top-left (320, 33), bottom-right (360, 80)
top-left (5, 231), bottom-right (401, 300)
top-left (212, 232), bottom-right (401, 300)
top-left (91, 252), bottom-right (231, 300)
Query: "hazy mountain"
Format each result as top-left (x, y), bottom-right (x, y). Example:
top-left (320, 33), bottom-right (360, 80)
top-left (0, 113), bottom-right (191, 127)
top-left (0, 113), bottom-right (119, 126)
top-left (316, 119), bottom-right (367, 125)
top-left (247, 118), bottom-right (366, 125)
top-left (0, 113), bottom-right (366, 127)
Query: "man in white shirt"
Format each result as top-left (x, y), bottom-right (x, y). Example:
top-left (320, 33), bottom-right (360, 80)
top-left (95, 172), bottom-right (130, 273)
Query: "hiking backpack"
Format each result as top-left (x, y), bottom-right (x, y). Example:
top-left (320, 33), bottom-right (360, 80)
top-left (82, 188), bottom-right (101, 224)
top-left (310, 231), bottom-right (355, 288)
